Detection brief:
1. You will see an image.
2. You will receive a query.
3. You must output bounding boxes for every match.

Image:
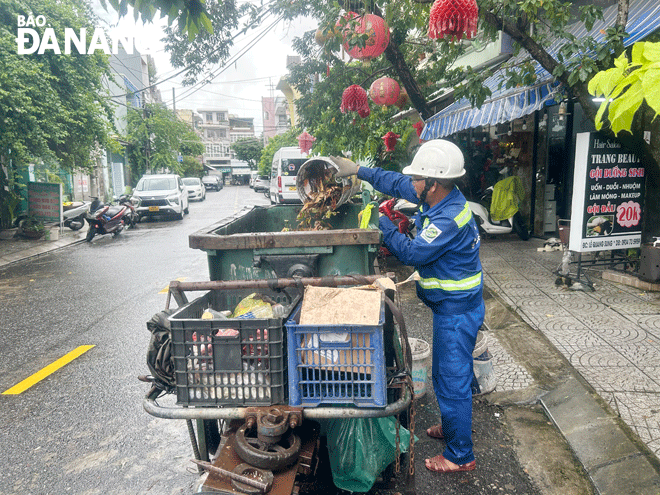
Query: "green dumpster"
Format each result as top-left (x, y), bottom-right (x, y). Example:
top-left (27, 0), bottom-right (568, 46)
top-left (189, 203), bottom-right (381, 281)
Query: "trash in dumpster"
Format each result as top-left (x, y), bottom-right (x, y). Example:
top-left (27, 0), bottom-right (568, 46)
top-left (294, 157), bottom-right (362, 231)
top-left (322, 416), bottom-right (412, 493)
top-left (296, 162), bottom-right (343, 230)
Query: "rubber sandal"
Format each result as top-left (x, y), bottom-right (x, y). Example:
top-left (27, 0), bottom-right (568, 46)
top-left (425, 454), bottom-right (476, 473)
top-left (426, 424), bottom-right (444, 439)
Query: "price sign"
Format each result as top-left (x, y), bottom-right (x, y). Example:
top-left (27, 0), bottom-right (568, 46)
top-left (570, 133), bottom-right (645, 252)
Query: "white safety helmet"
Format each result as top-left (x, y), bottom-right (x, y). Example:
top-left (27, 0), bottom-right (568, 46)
top-left (402, 139), bottom-right (465, 180)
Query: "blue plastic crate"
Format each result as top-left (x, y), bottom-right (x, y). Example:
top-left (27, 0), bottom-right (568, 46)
top-left (286, 298), bottom-right (386, 408)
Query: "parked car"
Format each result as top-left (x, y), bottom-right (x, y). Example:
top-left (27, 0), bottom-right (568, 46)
top-left (253, 175), bottom-right (270, 193)
top-left (131, 174), bottom-right (189, 221)
top-left (202, 175), bottom-right (223, 191)
top-left (183, 177), bottom-right (206, 201)
top-left (249, 171), bottom-right (258, 188)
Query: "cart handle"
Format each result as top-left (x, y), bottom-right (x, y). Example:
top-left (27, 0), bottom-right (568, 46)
top-left (166, 274), bottom-right (393, 308)
top-left (143, 387), bottom-right (411, 421)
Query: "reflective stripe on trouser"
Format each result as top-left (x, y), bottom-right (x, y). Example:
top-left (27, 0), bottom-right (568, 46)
top-left (431, 300), bottom-right (485, 465)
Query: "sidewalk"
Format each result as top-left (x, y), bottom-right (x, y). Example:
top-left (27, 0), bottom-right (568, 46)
top-left (0, 224), bottom-right (88, 268)
top-left (479, 236), bottom-right (660, 495)
top-left (2, 225), bottom-right (660, 493)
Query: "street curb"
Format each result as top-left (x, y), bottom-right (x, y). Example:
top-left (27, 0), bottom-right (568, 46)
top-left (482, 287), bottom-right (660, 495)
top-left (541, 377), bottom-right (660, 495)
top-left (0, 236), bottom-right (87, 269)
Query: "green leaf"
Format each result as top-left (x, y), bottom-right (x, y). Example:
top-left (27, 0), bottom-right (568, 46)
top-left (608, 82), bottom-right (644, 135)
top-left (641, 63), bottom-right (660, 116)
top-left (594, 99), bottom-right (608, 131)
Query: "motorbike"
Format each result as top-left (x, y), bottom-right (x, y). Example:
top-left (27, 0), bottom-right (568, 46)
top-left (468, 185), bottom-right (529, 240)
top-left (85, 195), bottom-right (137, 242)
top-left (62, 201), bottom-right (91, 231)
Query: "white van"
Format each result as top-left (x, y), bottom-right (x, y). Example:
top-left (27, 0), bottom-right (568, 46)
top-left (269, 147), bottom-right (307, 204)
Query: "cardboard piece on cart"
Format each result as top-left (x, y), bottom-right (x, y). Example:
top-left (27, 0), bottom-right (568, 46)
top-left (298, 286), bottom-right (381, 373)
top-left (299, 285), bottom-right (381, 326)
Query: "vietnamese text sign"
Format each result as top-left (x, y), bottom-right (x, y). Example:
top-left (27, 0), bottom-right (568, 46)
top-left (569, 133), bottom-right (645, 252)
top-left (28, 182), bottom-right (62, 224)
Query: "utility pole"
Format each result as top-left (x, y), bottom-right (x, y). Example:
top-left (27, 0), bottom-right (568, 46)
top-left (172, 88), bottom-right (176, 117)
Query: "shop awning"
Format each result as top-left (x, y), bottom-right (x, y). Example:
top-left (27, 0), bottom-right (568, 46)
top-left (421, 0), bottom-right (660, 140)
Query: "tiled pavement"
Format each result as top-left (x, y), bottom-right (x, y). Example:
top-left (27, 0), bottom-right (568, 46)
top-left (479, 236), bottom-right (660, 460)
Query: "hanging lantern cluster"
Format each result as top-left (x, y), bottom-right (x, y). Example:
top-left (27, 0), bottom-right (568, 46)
top-left (339, 12), bottom-right (390, 60)
top-left (428, 0), bottom-right (479, 41)
top-left (340, 84), bottom-right (369, 116)
top-left (382, 131), bottom-right (400, 152)
top-left (369, 77), bottom-right (400, 107)
top-left (358, 105), bottom-right (371, 118)
top-left (297, 131), bottom-right (316, 155)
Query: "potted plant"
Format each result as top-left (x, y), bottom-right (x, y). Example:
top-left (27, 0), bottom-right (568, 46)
top-left (19, 216), bottom-right (45, 239)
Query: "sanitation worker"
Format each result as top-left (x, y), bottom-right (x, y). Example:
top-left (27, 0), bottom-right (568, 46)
top-left (334, 139), bottom-right (484, 473)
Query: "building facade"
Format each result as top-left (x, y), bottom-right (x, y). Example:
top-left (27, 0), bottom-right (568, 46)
top-left (197, 108), bottom-right (232, 169)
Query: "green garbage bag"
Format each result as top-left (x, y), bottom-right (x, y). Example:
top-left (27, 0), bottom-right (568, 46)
top-left (323, 417), bottom-right (412, 493)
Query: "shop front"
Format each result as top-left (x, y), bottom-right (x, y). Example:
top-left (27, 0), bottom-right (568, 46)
top-left (420, 0), bottom-right (659, 241)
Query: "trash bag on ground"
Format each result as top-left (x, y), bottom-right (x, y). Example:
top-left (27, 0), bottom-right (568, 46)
top-left (322, 416), bottom-right (412, 492)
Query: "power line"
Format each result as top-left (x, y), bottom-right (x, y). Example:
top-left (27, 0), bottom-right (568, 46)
top-left (164, 13), bottom-right (284, 105)
top-left (106, 1), bottom-right (279, 99)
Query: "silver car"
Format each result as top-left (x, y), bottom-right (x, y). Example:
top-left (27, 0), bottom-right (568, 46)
top-left (131, 174), bottom-right (190, 220)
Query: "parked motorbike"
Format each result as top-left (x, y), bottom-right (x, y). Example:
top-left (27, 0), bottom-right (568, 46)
top-left (62, 201), bottom-right (90, 231)
top-left (468, 186), bottom-right (529, 240)
top-left (85, 195), bottom-right (136, 242)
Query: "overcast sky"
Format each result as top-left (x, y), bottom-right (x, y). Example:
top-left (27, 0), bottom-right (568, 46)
top-left (92, 2), bottom-right (316, 135)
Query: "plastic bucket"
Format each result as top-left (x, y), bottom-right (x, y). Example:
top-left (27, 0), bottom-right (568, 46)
top-left (296, 157), bottom-right (361, 207)
top-left (471, 331), bottom-right (496, 395)
top-left (409, 338), bottom-right (431, 399)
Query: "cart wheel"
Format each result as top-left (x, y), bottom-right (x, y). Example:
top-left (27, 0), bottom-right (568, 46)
top-left (234, 424), bottom-right (301, 471)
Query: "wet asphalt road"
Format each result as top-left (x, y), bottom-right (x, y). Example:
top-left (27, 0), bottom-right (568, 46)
top-left (0, 185), bottom-right (270, 495)
top-left (0, 186), bottom-right (591, 495)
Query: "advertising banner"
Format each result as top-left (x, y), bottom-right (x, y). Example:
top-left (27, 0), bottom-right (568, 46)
top-left (28, 182), bottom-right (62, 224)
top-left (569, 133), bottom-right (645, 252)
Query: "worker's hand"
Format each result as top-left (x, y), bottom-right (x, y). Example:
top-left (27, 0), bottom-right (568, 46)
top-left (330, 156), bottom-right (359, 177)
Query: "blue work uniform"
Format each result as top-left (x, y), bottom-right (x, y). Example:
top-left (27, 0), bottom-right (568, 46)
top-left (357, 166), bottom-right (485, 465)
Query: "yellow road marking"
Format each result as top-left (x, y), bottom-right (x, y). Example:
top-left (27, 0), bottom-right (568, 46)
top-left (159, 277), bottom-right (187, 294)
top-left (2, 345), bottom-right (95, 395)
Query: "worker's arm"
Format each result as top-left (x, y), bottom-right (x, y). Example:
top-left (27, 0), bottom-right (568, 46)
top-left (357, 167), bottom-right (419, 204)
top-left (379, 214), bottom-right (455, 267)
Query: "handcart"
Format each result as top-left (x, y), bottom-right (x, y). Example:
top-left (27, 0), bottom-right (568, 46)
top-left (142, 203), bottom-right (415, 495)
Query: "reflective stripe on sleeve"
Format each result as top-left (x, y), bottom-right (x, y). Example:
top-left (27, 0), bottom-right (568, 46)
top-left (454, 202), bottom-right (472, 228)
top-left (418, 272), bottom-right (482, 291)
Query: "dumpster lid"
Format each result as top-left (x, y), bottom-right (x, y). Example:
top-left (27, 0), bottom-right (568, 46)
top-left (189, 206), bottom-right (381, 251)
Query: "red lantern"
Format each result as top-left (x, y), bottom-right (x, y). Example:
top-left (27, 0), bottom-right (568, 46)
top-left (358, 104), bottom-right (371, 118)
top-left (369, 77), bottom-right (400, 106)
top-left (340, 84), bottom-right (368, 113)
top-left (382, 131), bottom-right (400, 152)
top-left (413, 121), bottom-right (425, 137)
top-left (429, 0), bottom-right (479, 41)
top-left (338, 12), bottom-right (390, 60)
top-left (297, 131), bottom-right (316, 155)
